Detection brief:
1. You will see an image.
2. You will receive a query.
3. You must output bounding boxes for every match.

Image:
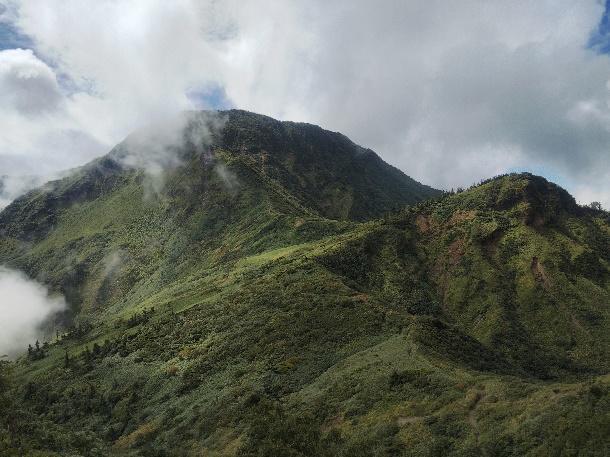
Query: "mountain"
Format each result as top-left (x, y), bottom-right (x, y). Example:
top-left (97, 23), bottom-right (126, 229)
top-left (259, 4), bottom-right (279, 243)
top-left (0, 110), bottom-right (440, 317)
top-left (0, 111), bottom-right (608, 456)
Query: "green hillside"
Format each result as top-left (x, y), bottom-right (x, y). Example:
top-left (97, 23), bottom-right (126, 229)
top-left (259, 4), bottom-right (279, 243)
top-left (0, 112), bottom-right (608, 456)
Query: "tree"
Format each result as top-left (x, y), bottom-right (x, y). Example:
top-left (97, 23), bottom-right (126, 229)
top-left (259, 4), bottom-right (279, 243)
top-left (589, 201), bottom-right (602, 211)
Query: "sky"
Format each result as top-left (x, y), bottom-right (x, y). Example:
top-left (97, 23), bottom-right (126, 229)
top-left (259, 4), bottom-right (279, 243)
top-left (0, 0), bottom-right (609, 207)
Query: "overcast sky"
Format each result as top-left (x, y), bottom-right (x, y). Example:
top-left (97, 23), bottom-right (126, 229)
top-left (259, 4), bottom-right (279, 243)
top-left (0, 0), bottom-right (609, 207)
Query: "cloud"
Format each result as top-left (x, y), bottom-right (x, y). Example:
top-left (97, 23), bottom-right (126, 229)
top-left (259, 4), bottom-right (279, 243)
top-left (0, 174), bottom-right (48, 209)
top-left (1, 0), bottom-right (609, 207)
top-left (113, 111), bottom-right (227, 199)
top-left (0, 48), bottom-right (61, 114)
top-left (101, 250), bottom-right (124, 280)
top-left (0, 266), bottom-right (65, 357)
top-left (220, 0), bottom-right (610, 208)
top-left (214, 162), bottom-right (239, 193)
top-left (224, 0), bottom-right (610, 207)
top-left (118, 112), bottom-right (225, 172)
top-left (0, 47), bottom-right (106, 178)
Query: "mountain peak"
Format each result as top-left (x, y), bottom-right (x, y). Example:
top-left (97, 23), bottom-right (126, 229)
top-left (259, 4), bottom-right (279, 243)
top-left (0, 110), bottom-right (441, 244)
top-left (450, 172), bottom-right (579, 226)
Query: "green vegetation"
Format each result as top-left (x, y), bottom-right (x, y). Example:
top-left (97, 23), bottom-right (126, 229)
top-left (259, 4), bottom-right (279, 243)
top-left (0, 111), bottom-right (608, 456)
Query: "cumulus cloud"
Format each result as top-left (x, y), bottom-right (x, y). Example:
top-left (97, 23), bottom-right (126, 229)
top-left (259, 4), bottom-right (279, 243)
top-left (0, 266), bottom-right (65, 357)
top-left (0, 0), bottom-right (609, 207)
top-left (0, 46), bottom-right (106, 179)
top-left (0, 48), bottom-right (61, 114)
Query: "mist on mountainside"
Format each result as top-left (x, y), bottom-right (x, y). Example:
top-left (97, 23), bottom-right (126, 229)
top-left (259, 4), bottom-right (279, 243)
top-left (0, 266), bottom-right (65, 357)
top-left (0, 174), bottom-right (49, 209)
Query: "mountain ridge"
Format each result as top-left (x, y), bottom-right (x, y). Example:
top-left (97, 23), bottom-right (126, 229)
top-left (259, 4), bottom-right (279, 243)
top-left (0, 112), bottom-right (608, 456)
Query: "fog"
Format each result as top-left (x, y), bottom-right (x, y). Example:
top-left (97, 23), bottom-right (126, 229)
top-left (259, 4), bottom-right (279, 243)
top-left (0, 266), bottom-right (65, 357)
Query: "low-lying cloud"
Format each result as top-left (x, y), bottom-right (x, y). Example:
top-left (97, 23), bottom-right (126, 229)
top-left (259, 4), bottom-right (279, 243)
top-left (0, 174), bottom-right (49, 209)
top-left (0, 266), bottom-right (65, 357)
top-left (114, 111), bottom-right (227, 199)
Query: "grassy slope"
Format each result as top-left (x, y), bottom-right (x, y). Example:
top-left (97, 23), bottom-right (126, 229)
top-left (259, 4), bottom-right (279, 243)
top-left (0, 113), bottom-right (608, 455)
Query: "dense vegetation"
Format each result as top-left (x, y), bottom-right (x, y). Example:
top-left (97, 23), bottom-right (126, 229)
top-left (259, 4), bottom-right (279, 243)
top-left (0, 111), bottom-right (608, 456)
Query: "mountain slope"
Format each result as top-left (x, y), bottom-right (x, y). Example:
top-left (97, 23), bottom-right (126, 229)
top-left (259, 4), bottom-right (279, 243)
top-left (0, 112), bottom-right (608, 456)
top-left (408, 174), bottom-right (610, 377)
top-left (217, 110), bottom-right (440, 220)
top-left (0, 110), bottom-right (439, 317)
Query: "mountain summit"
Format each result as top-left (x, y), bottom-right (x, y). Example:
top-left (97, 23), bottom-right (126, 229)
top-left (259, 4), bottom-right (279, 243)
top-left (0, 112), bottom-right (608, 456)
top-left (1, 110), bottom-right (439, 239)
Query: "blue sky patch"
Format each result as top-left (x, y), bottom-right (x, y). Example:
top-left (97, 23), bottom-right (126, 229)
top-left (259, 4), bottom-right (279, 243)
top-left (588, 0), bottom-right (610, 53)
top-left (0, 20), bottom-right (32, 51)
top-left (187, 84), bottom-right (233, 110)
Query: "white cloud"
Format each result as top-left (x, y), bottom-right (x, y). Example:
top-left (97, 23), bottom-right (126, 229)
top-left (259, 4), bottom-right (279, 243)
top-left (0, 47), bottom-right (106, 179)
top-left (0, 48), bottom-right (61, 114)
top-left (0, 0), bottom-right (609, 207)
top-left (0, 174), bottom-right (48, 209)
top-left (116, 110), bottom-right (227, 199)
top-left (0, 266), bottom-right (65, 357)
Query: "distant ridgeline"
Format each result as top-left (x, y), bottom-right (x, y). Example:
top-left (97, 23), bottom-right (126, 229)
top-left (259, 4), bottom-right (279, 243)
top-left (0, 111), bottom-right (608, 456)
